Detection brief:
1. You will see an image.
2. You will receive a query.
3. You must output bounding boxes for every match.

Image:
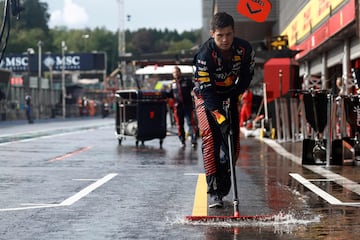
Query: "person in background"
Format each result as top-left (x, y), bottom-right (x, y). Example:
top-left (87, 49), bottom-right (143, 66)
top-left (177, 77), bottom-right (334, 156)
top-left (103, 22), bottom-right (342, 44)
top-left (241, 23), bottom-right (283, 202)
top-left (161, 83), bottom-right (176, 127)
top-left (77, 97), bottom-right (83, 116)
top-left (169, 66), bottom-right (198, 147)
top-left (101, 98), bottom-right (110, 118)
top-left (239, 89), bottom-right (253, 127)
top-left (193, 12), bottom-right (255, 208)
top-left (25, 93), bottom-right (33, 123)
top-left (0, 88), bottom-right (5, 100)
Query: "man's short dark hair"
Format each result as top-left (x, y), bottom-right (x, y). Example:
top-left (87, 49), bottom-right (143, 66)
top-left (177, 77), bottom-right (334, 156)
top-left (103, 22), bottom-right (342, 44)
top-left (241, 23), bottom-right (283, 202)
top-left (210, 12), bottom-right (234, 31)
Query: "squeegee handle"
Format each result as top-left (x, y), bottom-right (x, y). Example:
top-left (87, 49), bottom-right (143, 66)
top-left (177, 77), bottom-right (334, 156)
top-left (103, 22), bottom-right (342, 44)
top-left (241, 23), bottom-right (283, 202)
top-left (224, 99), bottom-right (240, 217)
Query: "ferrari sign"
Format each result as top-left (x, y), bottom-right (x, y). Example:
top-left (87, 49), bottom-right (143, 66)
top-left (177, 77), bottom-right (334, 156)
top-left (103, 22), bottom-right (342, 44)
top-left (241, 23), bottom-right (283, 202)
top-left (237, 0), bottom-right (272, 22)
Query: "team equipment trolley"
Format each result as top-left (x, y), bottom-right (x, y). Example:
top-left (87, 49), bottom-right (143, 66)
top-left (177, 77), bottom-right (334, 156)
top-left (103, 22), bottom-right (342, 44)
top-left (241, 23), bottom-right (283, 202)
top-left (115, 89), bottom-right (167, 147)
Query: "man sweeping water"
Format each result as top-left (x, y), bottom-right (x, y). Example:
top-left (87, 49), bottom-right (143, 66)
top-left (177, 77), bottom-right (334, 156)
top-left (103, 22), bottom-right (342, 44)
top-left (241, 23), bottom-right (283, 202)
top-left (193, 12), bottom-right (255, 208)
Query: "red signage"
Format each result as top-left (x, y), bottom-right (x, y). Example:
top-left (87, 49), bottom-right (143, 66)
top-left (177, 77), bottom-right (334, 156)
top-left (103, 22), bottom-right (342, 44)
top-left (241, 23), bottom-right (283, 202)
top-left (10, 77), bottom-right (23, 86)
top-left (237, 0), bottom-right (272, 22)
top-left (292, 0), bottom-right (355, 60)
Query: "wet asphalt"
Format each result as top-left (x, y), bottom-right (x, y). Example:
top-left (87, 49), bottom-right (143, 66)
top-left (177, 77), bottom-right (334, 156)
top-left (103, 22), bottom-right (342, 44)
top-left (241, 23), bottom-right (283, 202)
top-left (0, 116), bottom-right (360, 239)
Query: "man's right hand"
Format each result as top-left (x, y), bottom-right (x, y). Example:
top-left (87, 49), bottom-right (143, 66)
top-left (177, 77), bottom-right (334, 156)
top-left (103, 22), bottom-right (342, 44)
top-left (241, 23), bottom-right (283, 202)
top-left (212, 110), bottom-right (226, 125)
top-left (211, 110), bottom-right (230, 139)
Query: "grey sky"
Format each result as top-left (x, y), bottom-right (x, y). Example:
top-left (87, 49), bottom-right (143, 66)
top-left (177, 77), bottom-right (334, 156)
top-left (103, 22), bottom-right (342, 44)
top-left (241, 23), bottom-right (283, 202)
top-left (46, 0), bottom-right (202, 33)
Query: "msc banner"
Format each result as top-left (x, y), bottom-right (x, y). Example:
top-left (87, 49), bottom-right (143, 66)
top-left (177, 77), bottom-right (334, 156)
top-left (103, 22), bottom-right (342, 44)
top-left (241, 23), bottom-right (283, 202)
top-left (0, 52), bottom-right (106, 73)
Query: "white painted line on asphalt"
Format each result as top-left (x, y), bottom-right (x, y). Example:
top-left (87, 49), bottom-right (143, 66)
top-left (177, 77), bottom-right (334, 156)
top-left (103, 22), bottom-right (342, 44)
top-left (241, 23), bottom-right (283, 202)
top-left (0, 127), bottom-right (102, 145)
top-left (255, 134), bottom-right (360, 206)
top-left (0, 173), bottom-right (118, 212)
top-left (290, 173), bottom-right (360, 207)
top-left (260, 137), bottom-right (302, 164)
top-left (305, 165), bottom-right (360, 196)
top-left (337, 202), bottom-right (360, 206)
top-left (290, 173), bottom-right (342, 205)
top-left (0, 204), bottom-right (61, 212)
top-left (72, 179), bottom-right (98, 181)
top-left (258, 137), bottom-right (360, 197)
top-left (184, 173), bottom-right (202, 176)
top-left (20, 203), bottom-right (58, 206)
top-left (60, 173), bottom-right (118, 206)
top-left (306, 178), bottom-right (337, 182)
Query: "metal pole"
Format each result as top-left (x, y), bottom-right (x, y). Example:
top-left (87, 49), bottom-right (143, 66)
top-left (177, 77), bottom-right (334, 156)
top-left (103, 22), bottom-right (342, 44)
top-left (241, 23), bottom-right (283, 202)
top-left (82, 34), bottom-right (89, 52)
top-left (276, 69), bottom-right (283, 141)
top-left (261, 83), bottom-right (269, 138)
top-left (326, 94), bottom-right (332, 167)
top-left (117, 0), bottom-right (127, 89)
top-left (117, 0), bottom-right (125, 57)
top-left (37, 40), bottom-right (42, 119)
top-left (26, 48), bottom-right (35, 96)
top-left (275, 100), bottom-right (281, 140)
top-left (49, 65), bottom-right (54, 117)
top-left (38, 41), bottom-right (42, 80)
top-left (279, 69), bottom-right (288, 141)
top-left (263, 83), bottom-right (268, 121)
top-left (61, 41), bottom-right (66, 119)
top-left (224, 99), bottom-right (239, 217)
top-left (44, 52), bottom-right (55, 118)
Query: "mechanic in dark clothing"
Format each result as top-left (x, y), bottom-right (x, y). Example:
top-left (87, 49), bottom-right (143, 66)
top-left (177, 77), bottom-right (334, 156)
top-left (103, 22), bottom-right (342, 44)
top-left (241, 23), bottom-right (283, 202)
top-left (25, 93), bottom-right (34, 124)
top-left (170, 66), bottom-right (198, 147)
top-left (193, 12), bottom-right (255, 208)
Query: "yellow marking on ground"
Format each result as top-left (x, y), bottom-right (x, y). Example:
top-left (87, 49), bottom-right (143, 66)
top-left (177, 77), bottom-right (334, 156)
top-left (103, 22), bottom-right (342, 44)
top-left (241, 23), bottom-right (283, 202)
top-left (191, 173), bottom-right (208, 216)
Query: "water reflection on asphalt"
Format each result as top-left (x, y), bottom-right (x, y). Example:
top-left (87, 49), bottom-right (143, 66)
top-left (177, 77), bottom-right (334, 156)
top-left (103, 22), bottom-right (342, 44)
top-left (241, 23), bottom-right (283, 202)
top-left (117, 139), bottom-right (200, 166)
top-left (115, 133), bottom-right (360, 239)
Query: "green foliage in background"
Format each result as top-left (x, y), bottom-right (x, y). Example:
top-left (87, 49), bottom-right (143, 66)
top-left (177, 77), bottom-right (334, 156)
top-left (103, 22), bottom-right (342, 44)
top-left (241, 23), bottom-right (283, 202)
top-left (1, 0), bottom-right (201, 74)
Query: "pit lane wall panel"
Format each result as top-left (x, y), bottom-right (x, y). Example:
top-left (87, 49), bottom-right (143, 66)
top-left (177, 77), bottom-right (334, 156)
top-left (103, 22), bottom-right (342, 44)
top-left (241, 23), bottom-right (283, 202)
top-left (263, 58), bottom-right (299, 103)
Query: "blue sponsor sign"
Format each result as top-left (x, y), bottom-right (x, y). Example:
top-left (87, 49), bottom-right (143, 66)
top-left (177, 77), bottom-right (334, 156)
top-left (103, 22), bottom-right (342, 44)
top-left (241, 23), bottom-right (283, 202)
top-left (0, 52), bottom-right (106, 73)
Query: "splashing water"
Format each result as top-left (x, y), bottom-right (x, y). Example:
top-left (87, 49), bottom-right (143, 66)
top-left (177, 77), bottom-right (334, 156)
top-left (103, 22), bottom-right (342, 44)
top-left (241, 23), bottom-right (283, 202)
top-left (177, 211), bottom-right (321, 233)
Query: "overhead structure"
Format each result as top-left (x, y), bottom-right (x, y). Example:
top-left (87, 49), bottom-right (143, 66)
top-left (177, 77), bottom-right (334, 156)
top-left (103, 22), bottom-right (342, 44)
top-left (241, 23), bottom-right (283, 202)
top-left (135, 65), bottom-right (194, 75)
top-left (117, 0), bottom-right (125, 57)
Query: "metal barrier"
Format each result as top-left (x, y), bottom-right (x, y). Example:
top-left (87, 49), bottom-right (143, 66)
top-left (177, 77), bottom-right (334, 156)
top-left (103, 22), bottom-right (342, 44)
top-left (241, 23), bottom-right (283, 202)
top-left (0, 85), bottom-right (110, 121)
top-left (265, 72), bottom-right (360, 166)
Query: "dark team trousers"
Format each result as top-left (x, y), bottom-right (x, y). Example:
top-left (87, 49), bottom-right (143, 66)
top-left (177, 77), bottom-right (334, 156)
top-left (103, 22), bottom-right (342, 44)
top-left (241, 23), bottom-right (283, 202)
top-left (195, 97), bottom-right (240, 197)
top-left (173, 104), bottom-right (197, 143)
